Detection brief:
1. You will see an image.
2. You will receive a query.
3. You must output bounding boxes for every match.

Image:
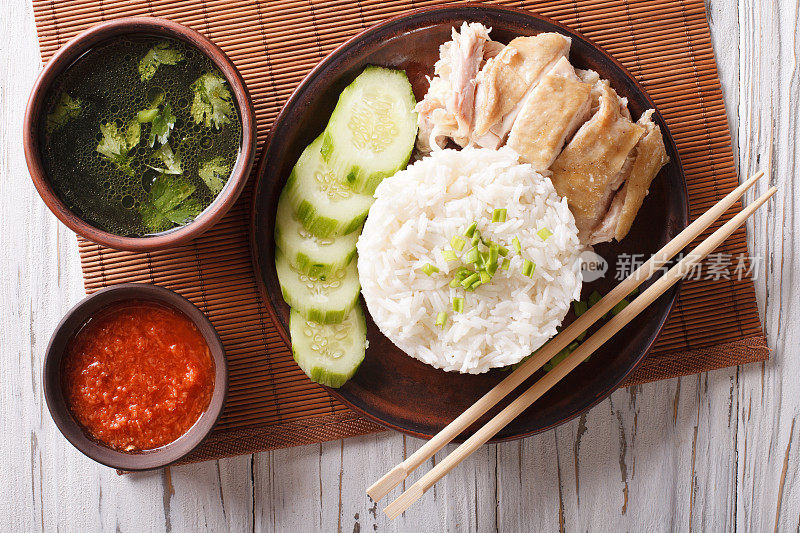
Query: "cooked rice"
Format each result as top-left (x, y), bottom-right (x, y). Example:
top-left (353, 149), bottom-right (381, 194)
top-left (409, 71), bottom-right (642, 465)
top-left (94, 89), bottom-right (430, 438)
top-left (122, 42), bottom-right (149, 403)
top-left (357, 147), bottom-right (582, 373)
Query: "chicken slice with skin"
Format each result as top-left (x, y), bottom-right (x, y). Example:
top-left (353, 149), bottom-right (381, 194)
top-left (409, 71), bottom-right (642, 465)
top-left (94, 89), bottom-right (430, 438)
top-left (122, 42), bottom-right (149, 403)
top-left (472, 32), bottom-right (571, 147)
top-left (506, 57), bottom-right (593, 172)
top-left (586, 109), bottom-right (669, 244)
top-left (549, 80), bottom-right (646, 242)
top-left (415, 22), bottom-right (491, 153)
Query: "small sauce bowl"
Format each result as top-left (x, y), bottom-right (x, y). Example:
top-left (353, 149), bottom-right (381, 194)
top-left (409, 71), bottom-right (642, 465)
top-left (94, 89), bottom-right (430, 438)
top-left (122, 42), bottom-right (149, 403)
top-left (43, 284), bottom-right (227, 470)
top-left (23, 17), bottom-right (256, 251)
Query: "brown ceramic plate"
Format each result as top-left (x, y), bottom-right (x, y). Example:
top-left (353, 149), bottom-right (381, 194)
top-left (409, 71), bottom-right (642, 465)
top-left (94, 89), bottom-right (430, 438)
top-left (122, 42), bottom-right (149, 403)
top-left (250, 5), bottom-right (688, 441)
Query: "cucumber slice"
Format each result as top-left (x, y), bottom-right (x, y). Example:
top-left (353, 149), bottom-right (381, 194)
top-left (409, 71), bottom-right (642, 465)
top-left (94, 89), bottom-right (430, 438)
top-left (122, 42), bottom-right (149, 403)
top-left (275, 248), bottom-right (360, 324)
top-left (286, 136), bottom-right (373, 238)
top-left (320, 66), bottom-right (418, 195)
top-left (290, 306), bottom-right (366, 388)
top-left (275, 192), bottom-right (358, 278)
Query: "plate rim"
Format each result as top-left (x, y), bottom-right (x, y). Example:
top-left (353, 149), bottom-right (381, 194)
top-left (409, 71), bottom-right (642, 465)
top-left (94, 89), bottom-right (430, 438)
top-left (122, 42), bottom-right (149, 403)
top-left (248, 3), bottom-right (689, 442)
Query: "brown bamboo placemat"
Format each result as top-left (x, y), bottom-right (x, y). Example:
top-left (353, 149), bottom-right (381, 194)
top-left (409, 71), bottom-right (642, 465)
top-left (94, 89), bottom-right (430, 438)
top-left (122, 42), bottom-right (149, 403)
top-left (32, 0), bottom-right (768, 463)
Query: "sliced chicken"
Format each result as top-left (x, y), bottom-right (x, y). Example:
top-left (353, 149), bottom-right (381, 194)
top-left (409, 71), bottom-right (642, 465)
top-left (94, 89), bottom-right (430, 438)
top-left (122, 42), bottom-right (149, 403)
top-left (549, 80), bottom-right (646, 242)
top-left (506, 57), bottom-right (593, 172)
top-left (472, 33), bottom-right (571, 146)
top-left (415, 22), bottom-right (490, 153)
top-left (586, 110), bottom-right (669, 244)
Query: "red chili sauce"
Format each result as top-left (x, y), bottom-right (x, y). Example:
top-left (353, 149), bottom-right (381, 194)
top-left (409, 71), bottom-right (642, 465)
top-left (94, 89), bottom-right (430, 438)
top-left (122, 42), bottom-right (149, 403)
top-left (62, 301), bottom-right (215, 452)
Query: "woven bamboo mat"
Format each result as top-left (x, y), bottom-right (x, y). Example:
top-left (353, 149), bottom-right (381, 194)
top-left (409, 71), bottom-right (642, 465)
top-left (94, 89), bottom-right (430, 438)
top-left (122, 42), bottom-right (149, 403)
top-left (32, 0), bottom-right (768, 463)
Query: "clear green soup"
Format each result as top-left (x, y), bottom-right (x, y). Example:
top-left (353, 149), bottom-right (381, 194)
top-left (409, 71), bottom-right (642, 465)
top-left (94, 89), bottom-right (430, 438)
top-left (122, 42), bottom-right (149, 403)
top-left (39, 36), bottom-right (242, 237)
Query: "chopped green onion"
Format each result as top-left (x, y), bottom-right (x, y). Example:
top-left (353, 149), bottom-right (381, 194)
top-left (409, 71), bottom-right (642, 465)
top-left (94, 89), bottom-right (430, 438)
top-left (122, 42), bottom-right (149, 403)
top-left (451, 236), bottom-right (466, 251)
top-left (537, 227), bottom-right (553, 240)
top-left (454, 267), bottom-right (472, 280)
top-left (521, 259), bottom-right (535, 277)
top-left (512, 236), bottom-right (522, 254)
top-left (468, 279), bottom-right (482, 291)
top-left (463, 247), bottom-right (479, 265)
top-left (487, 261), bottom-right (499, 276)
top-left (497, 244), bottom-right (509, 257)
top-left (435, 312), bottom-right (448, 327)
top-left (492, 208), bottom-right (507, 223)
top-left (461, 273), bottom-right (480, 289)
top-left (442, 249), bottom-right (458, 262)
top-left (420, 263), bottom-right (439, 276)
top-left (449, 279), bottom-right (460, 288)
top-left (500, 258), bottom-right (510, 271)
top-left (471, 231), bottom-right (481, 246)
top-left (568, 341), bottom-right (580, 352)
top-left (465, 222), bottom-right (478, 238)
top-left (480, 270), bottom-right (491, 283)
top-left (588, 290), bottom-right (602, 307)
top-left (611, 298), bottom-right (630, 315)
top-left (573, 300), bottom-right (588, 317)
top-left (489, 245), bottom-right (499, 267)
top-left (452, 297), bottom-right (464, 313)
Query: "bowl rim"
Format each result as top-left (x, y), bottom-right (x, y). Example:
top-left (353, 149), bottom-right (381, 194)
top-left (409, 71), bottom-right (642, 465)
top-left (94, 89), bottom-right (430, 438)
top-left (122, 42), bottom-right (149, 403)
top-left (43, 283), bottom-right (228, 470)
top-left (23, 16), bottom-right (257, 252)
top-left (249, 4), bottom-right (689, 441)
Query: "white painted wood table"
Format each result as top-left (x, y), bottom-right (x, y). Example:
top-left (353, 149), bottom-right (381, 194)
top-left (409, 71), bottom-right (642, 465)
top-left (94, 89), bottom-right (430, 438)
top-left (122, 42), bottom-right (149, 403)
top-left (2, 1), bottom-right (797, 531)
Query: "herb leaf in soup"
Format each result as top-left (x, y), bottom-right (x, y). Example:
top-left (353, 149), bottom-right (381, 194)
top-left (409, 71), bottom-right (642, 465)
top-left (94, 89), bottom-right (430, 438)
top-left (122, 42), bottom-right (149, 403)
top-left (147, 143), bottom-right (182, 175)
top-left (46, 93), bottom-right (82, 133)
top-left (191, 72), bottom-right (234, 130)
top-left (96, 121), bottom-right (141, 175)
top-left (140, 174), bottom-right (201, 232)
top-left (198, 157), bottom-right (231, 194)
top-left (138, 102), bottom-right (176, 147)
top-left (139, 41), bottom-right (185, 81)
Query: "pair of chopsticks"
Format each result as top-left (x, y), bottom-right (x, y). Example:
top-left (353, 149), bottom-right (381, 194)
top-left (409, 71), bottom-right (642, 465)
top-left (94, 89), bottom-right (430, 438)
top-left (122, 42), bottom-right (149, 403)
top-left (369, 171), bottom-right (774, 518)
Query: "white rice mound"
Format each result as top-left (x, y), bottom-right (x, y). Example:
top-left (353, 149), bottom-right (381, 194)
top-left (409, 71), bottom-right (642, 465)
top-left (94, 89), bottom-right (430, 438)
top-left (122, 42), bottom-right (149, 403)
top-left (357, 147), bottom-right (583, 374)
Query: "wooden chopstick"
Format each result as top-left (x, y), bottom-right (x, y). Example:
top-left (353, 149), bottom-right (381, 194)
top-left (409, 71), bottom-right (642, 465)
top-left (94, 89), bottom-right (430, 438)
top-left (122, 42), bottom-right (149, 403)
top-left (383, 184), bottom-right (777, 519)
top-left (367, 170), bottom-right (765, 502)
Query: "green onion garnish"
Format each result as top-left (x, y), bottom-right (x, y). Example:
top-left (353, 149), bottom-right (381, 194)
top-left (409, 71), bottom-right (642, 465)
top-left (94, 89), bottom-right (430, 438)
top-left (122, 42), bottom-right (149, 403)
top-left (452, 297), bottom-right (464, 313)
top-left (500, 258), bottom-right (510, 271)
top-left (480, 270), bottom-right (491, 283)
top-left (489, 244), bottom-right (499, 267)
top-left (492, 208), bottom-right (507, 223)
top-left (421, 263), bottom-right (439, 276)
top-left (521, 259), bottom-right (535, 277)
top-left (512, 236), bottom-right (522, 254)
top-left (487, 261), bottom-right (499, 276)
top-left (449, 279), bottom-right (460, 288)
top-left (435, 312), bottom-right (448, 327)
top-left (463, 247), bottom-right (479, 265)
top-left (611, 299), bottom-right (630, 315)
top-left (469, 279), bottom-right (482, 291)
top-left (471, 230), bottom-right (481, 246)
top-left (451, 236), bottom-right (466, 251)
top-left (537, 227), bottom-right (553, 241)
top-left (442, 250), bottom-right (458, 262)
top-left (568, 341), bottom-right (580, 352)
top-left (461, 273), bottom-right (480, 289)
top-left (465, 222), bottom-right (478, 238)
top-left (497, 244), bottom-right (509, 257)
top-left (588, 290), bottom-right (602, 307)
top-left (573, 300), bottom-right (588, 317)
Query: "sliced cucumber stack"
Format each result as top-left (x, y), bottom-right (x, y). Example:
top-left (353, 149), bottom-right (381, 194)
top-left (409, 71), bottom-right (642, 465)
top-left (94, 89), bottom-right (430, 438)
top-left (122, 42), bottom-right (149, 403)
top-left (275, 248), bottom-right (360, 325)
top-left (321, 66), bottom-right (418, 195)
top-left (275, 193), bottom-right (358, 278)
top-left (275, 65), bottom-right (417, 388)
top-left (289, 306), bottom-right (366, 388)
top-left (285, 136), bottom-right (374, 238)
